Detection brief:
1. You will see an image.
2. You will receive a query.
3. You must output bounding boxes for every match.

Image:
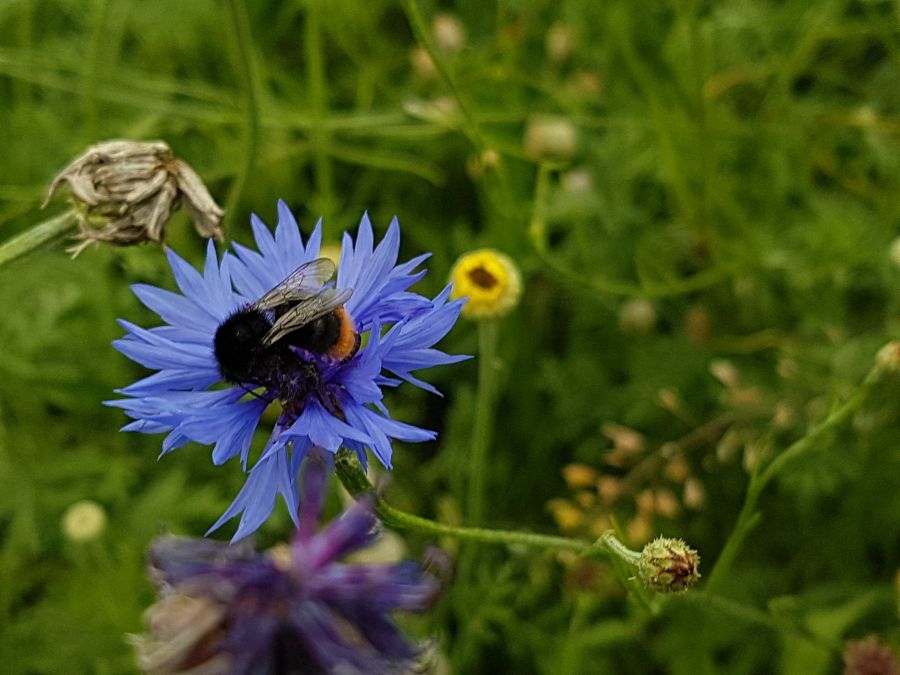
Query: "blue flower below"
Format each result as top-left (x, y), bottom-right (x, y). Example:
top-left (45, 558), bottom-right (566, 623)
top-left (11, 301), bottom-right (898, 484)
top-left (132, 454), bottom-right (441, 674)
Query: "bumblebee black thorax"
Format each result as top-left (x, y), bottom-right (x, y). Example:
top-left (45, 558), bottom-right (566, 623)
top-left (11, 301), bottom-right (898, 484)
top-left (214, 308), bottom-right (272, 382)
top-left (214, 307), bottom-right (345, 388)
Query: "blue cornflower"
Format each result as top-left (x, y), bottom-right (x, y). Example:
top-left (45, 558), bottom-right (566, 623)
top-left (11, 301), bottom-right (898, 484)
top-left (109, 201), bottom-right (466, 540)
top-left (133, 454), bottom-right (440, 675)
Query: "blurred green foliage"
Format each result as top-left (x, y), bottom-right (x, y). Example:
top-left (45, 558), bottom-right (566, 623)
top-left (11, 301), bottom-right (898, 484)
top-left (1, 0), bottom-right (899, 673)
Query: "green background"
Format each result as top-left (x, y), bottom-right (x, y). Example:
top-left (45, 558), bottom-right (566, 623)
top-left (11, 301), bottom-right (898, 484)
top-left (0, 1), bottom-right (898, 673)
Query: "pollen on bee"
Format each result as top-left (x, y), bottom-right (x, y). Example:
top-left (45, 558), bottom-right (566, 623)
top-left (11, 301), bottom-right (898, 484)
top-left (327, 308), bottom-right (360, 360)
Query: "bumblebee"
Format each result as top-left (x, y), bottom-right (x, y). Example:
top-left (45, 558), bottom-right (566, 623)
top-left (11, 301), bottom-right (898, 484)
top-left (213, 258), bottom-right (359, 399)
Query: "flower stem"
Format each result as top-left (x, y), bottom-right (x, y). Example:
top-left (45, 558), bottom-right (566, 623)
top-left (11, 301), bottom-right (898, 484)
top-left (0, 210), bottom-right (78, 267)
top-left (529, 163), bottom-right (732, 298)
top-left (598, 531), bottom-right (642, 566)
top-left (400, 0), bottom-right (521, 231)
top-left (304, 0), bottom-right (336, 222)
top-left (225, 0), bottom-right (261, 230)
top-left (336, 449), bottom-right (622, 558)
top-left (400, 0), bottom-right (484, 153)
top-left (705, 362), bottom-right (882, 593)
top-left (467, 319), bottom-right (499, 527)
top-left (338, 451), bottom-right (585, 552)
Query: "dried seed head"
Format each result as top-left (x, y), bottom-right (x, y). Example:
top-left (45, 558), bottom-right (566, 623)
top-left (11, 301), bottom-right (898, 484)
top-left (562, 463), bottom-right (599, 489)
top-left (682, 477), bottom-right (706, 510)
top-left (547, 498), bottom-right (584, 532)
top-left (663, 454), bottom-right (691, 483)
top-left (654, 489), bottom-right (682, 519)
top-left (45, 140), bottom-right (224, 256)
top-left (601, 422), bottom-right (646, 457)
top-left (131, 593), bottom-right (231, 674)
top-left (597, 476), bottom-right (622, 505)
top-left (635, 489), bottom-right (656, 514)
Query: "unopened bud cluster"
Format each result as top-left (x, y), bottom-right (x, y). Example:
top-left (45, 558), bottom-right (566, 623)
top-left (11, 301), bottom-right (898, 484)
top-left (637, 536), bottom-right (701, 592)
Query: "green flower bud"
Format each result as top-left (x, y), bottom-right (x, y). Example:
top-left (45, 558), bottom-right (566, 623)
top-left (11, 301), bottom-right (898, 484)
top-left (637, 536), bottom-right (701, 593)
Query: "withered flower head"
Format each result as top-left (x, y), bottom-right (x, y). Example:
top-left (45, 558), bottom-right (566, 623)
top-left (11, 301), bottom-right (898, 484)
top-left (44, 139), bottom-right (224, 256)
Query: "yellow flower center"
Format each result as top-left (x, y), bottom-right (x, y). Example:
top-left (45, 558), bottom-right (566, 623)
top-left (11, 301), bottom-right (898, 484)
top-left (449, 249), bottom-right (522, 319)
top-left (468, 265), bottom-right (498, 289)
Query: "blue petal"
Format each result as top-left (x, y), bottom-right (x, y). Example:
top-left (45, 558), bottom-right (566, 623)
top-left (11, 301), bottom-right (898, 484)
top-left (342, 403), bottom-right (435, 469)
top-left (131, 284), bottom-right (221, 334)
top-left (206, 450), bottom-right (298, 542)
top-left (210, 397), bottom-right (269, 466)
top-left (282, 399), bottom-right (372, 452)
top-left (117, 368), bottom-right (222, 397)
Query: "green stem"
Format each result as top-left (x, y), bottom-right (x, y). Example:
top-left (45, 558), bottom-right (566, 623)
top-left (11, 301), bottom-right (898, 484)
top-left (335, 449), bottom-right (643, 560)
top-left (598, 531), bottom-right (642, 566)
top-left (401, 0), bottom-right (521, 230)
top-left (705, 364), bottom-right (881, 593)
top-left (337, 450), bottom-right (588, 553)
top-left (83, 0), bottom-right (110, 143)
top-left (0, 210), bottom-right (78, 267)
top-left (304, 0), bottom-right (335, 223)
top-left (467, 319), bottom-right (499, 526)
top-left (401, 0), bottom-right (484, 152)
top-left (529, 164), bottom-right (733, 298)
top-left (225, 0), bottom-right (262, 230)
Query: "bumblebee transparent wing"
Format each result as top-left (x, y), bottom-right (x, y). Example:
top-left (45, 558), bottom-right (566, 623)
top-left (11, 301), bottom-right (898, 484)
top-left (261, 287), bottom-right (352, 348)
top-left (251, 258), bottom-right (337, 311)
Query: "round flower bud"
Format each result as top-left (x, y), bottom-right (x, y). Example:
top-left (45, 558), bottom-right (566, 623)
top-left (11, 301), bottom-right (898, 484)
top-left (562, 169), bottom-right (594, 194)
top-left (410, 46), bottom-right (437, 79)
top-left (450, 249), bottom-right (522, 319)
top-left (875, 341), bottom-right (900, 374)
top-left (61, 500), bottom-right (107, 542)
top-left (545, 24), bottom-right (575, 63)
top-left (889, 236), bottom-right (900, 268)
top-left (432, 13), bottom-right (466, 54)
top-left (637, 536), bottom-right (701, 592)
top-left (562, 463), bottom-right (598, 489)
top-left (618, 299), bottom-right (657, 335)
top-left (547, 499), bottom-right (584, 532)
top-left (524, 116), bottom-right (579, 161)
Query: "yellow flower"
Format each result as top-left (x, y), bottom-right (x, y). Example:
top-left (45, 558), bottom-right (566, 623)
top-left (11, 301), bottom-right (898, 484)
top-left (449, 248), bottom-right (522, 319)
